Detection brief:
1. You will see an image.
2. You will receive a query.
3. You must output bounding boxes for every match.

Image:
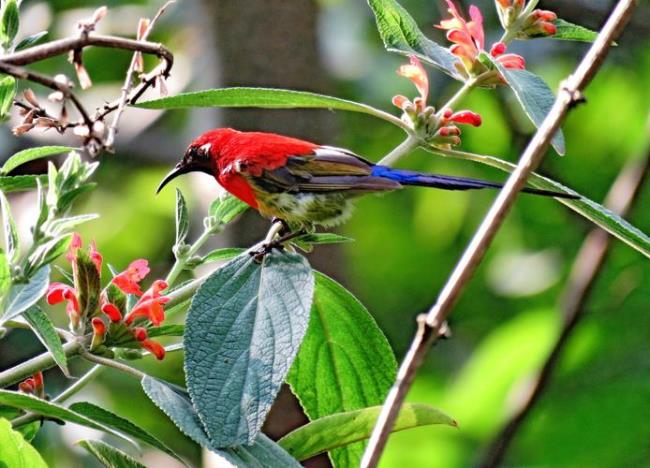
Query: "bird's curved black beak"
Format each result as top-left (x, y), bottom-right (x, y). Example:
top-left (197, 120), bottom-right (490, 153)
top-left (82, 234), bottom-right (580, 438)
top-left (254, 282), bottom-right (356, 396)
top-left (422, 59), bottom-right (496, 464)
top-left (156, 162), bottom-right (191, 194)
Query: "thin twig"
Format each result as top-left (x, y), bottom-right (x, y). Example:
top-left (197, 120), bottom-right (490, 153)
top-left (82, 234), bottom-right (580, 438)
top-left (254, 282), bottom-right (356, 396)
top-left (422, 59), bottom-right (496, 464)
top-left (105, 1), bottom-right (175, 149)
top-left (79, 350), bottom-right (148, 380)
top-left (0, 341), bottom-right (82, 388)
top-left (479, 135), bottom-right (650, 468)
top-left (360, 1), bottom-right (638, 466)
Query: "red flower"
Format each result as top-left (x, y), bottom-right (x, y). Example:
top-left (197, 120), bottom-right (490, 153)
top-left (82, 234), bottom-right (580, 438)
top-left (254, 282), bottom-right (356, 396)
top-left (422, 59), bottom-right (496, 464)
top-left (396, 56), bottom-right (429, 104)
top-left (91, 317), bottom-right (106, 336)
top-left (124, 280), bottom-right (169, 326)
top-left (89, 241), bottom-right (103, 273)
top-left (523, 10), bottom-right (557, 37)
top-left (101, 302), bottom-right (122, 323)
top-left (66, 233), bottom-right (82, 263)
top-left (443, 108), bottom-right (483, 127)
top-left (132, 327), bottom-right (165, 360)
top-left (112, 259), bottom-right (150, 296)
top-left (47, 283), bottom-right (80, 323)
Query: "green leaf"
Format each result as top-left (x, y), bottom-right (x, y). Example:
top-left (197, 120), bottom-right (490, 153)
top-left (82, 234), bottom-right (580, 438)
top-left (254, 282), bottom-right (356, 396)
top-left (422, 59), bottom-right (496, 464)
top-left (1, 146), bottom-right (74, 176)
top-left (0, 175), bottom-right (48, 193)
top-left (437, 148), bottom-right (650, 259)
top-left (287, 272), bottom-right (397, 467)
top-left (278, 403), bottom-right (456, 461)
top-left (56, 182), bottom-right (96, 212)
top-left (15, 31), bottom-right (47, 50)
top-left (47, 214), bottom-right (99, 236)
top-left (200, 247), bottom-right (246, 265)
top-left (0, 391), bottom-right (137, 447)
top-left (496, 65), bottom-right (565, 155)
top-left (141, 377), bottom-right (300, 467)
top-left (136, 88), bottom-right (405, 128)
top-left (77, 440), bottom-right (145, 468)
top-left (551, 19), bottom-right (599, 43)
top-left (174, 189), bottom-right (190, 247)
top-left (0, 248), bottom-right (10, 299)
top-left (26, 234), bottom-right (72, 275)
top-left (70, 401), bottom-right (184, 464)
top-left (73, 249), bottom-right (101, 320)
top-left (210, 194), bottom-right (249, 225)
top-left (1, 266), bottom-right (50, 325)
top-left (0, 191), bottom-right (19, 261)
top-left (293, 233), bottom-right (354, 247)
top-left (0, 418), bottom-right (47, 468)
top-left (0, 74), bottom-right (16, 118)
top-left (23, 306), bottom-right (69, 376)
top-left (185, 251), bottom-right (314, 447)
top-left (0, 0), bottom-right (19, 48)
top-left (367, 0), bottom-right (462, 80)
top-left (146, 324), bottom-right (185, 339)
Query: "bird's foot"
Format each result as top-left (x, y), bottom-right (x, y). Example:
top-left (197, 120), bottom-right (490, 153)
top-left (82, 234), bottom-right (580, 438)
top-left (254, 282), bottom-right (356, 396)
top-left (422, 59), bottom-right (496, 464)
top-left (250, 228), bottom-right (307, 263)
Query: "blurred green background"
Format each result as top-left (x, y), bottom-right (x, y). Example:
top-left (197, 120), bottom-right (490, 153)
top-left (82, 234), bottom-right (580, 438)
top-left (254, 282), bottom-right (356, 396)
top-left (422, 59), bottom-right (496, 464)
top-left (1, 0), bottom-right (649, 466)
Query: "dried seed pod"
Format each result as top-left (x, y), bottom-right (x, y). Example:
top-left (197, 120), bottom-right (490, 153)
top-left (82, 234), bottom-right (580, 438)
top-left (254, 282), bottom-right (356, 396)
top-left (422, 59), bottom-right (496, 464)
top-left (23, 89), bottom-right (40, 108)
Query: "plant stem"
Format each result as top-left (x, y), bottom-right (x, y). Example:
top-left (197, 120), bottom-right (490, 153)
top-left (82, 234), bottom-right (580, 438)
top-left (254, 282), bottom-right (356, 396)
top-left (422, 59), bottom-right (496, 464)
top-left (378, 134), bottom-right (420, 167)
top-left (436, 77), bottom-right (477, 117)
top-left (361, 1), bottom-right (637, 466)
top-left (0, 341), bottom-right (82, 388)
top-left (165, 226), bottom-right (214, 287)
top-left (79, 351), bottom-right (147, 380)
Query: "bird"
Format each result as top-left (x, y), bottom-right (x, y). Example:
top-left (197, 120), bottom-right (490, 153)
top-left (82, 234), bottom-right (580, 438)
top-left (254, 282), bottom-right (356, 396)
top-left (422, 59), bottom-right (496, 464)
top-left (157, 128), bottom-right (576, 232)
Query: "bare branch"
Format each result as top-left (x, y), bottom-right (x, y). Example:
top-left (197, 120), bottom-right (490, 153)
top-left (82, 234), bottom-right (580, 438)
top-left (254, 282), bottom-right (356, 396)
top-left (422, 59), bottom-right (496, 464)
top-left (479, 123), bottom-right (650, 468)
top-left (361, 1), bottom-right (638, 466)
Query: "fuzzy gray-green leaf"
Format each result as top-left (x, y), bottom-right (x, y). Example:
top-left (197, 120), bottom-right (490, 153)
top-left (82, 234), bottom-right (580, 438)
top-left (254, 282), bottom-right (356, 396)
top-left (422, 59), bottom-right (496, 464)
top-left (23, 306), bottom-right (69, 376)
top-left (184, 251), bottom-right (314, 447)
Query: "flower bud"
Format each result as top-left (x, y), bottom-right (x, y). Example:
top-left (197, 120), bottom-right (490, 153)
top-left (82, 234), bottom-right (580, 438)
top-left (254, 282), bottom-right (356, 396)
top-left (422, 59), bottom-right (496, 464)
top-left (101, 302), bottom-right (122, 323)
top-left (521, 10), bottom-right (558, 38)
top-left (91, 317), bottom-right (107, 350)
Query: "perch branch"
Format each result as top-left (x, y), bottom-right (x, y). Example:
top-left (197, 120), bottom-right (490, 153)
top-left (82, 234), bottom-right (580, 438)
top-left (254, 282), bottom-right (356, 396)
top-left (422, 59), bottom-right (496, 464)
top-left (361, 1), bottom-right (638, 466)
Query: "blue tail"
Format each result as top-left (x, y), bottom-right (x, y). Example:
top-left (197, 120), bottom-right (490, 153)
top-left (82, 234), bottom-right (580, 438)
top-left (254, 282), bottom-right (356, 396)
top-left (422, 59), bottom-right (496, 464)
top-left (371, 165), bottom-right (578, 199)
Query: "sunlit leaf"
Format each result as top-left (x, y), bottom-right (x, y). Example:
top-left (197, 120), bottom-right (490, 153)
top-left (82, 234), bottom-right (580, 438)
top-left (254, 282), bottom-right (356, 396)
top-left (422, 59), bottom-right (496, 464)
top-left (1, 146), bottom-right (74, 176)
top-left (200, 247), bottom-right (246, 265)
top-left (210, 194), bottom-right (249, 225)
top-left (0, 175), bottom-right (48, 193)
top-left (551, 19), bottom-right (599, 43)
top-left (0, 418), bottom-right (47, 468)
top-left (15, 31), bottom-right (47, 50)
top-left (287, 272), bottom-right (396, 466)
top-left (185, 251), bottom-right (314, 446)
top-left (174, 189), bottom-right (189, 247)
top-left (0, 191), bottom-right (19, 262)
top-left (0, 0), bottom-right (19, 48)
top-left (0, 75), bottom-right (16, 118)
top-left (278, 403), bottom-right (456, 461)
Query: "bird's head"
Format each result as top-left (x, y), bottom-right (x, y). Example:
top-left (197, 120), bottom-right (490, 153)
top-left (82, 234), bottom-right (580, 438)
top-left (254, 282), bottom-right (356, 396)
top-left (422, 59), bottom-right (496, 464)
top-left (156, 128), bottom-right (239, 193)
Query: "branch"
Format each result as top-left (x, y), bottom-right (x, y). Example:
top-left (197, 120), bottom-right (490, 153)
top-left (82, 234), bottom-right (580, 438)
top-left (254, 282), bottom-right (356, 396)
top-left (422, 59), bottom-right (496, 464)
top-left (479, 135), bottom-right (650, 468)
top-left (360, 1), bottom-right (638, 466)
top-left (0, 341), bottom-right (82, 388)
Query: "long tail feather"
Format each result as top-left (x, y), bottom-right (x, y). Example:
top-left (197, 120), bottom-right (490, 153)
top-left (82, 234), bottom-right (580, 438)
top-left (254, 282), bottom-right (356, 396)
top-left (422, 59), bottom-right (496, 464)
top-left (371, 165), bottom-right (579, 199)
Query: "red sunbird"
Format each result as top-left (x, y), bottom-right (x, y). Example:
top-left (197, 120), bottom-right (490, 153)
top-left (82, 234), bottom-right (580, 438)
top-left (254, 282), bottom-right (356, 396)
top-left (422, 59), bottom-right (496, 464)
top-left (158, 128), bottom-right (575, 234)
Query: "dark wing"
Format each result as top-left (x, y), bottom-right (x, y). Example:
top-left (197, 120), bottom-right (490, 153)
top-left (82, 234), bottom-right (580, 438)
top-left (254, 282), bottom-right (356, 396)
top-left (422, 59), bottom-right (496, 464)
top-left (251, 146), bottom-right (401, 194)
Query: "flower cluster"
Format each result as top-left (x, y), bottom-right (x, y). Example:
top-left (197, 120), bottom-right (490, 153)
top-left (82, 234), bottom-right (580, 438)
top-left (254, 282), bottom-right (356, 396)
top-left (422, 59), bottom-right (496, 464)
top-left (437, 0), bottom-right (525, 79)
top-left (46, 234), bottom-right (169, 360)
top-left (392, 56), bottom-right (482, 147)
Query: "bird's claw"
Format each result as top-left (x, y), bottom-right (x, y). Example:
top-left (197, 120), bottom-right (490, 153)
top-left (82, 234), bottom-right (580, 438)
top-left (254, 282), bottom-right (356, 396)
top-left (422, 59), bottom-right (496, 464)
top-left (250, 240), bottom-right (286, 263)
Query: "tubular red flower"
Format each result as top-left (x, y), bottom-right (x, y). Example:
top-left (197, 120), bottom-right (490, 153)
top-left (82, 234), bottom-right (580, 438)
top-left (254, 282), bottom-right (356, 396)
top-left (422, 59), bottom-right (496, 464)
top-left (112, 259), bottom-right (150, 296)
top-left (46, 283), bottom-right (80, 313)
top-left (396, 56), bottom-right (429, 104)
top-left (532, 9), bottom-right (557, 22)
top-left (91, 317), bottom-right (106, 336)
top-left (33, 372), bottom-right (44, 391)
top-left (141, 339), bottom-right (165, 360)
top-left (490, 42), bottom-right (507, 57)
top-left (391, 95), bottom-right (410, 110)
top-left (66, 233), bottom-right (83, 263)
top-left (125, 280), bottom-right (169, 326)
top-left (89, 241), bottom-right (103, 273)
top-left (437, 1), bottom-right (484, 67)
top-left (496, 53), bottom-right (526, 70)
top-left (133, 327), bottom-right (148, 341)
top-left (18, 380), bottom-right (35, 394)
top-left (101, 302), bottom-right (122, 323)
top-left (448, 110), bottom-right (483, 127)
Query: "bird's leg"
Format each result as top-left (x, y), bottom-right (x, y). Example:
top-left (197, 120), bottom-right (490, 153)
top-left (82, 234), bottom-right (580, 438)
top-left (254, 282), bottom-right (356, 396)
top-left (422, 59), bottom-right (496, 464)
top-left (252, 220), bottom-right (306, 262)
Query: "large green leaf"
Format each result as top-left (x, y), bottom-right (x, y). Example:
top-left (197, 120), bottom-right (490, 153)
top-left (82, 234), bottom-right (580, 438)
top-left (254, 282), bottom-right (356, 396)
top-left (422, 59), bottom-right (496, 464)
top-left (210, 194), bottom-right (249, 225)
top-left (496, 65), bottom-right (565, 155)
top-left (552, 19), bottom-right (599, 43)
top-left (278, 403), bottom-right (456, 461)
top-left (0, 75), bottom-right (16, 118)
top-left (367, 0), bottom-right (461, 80)
top-left (23, 306), bottom-right (69, 376)
top-left (0, 175), bottom-right (48, 192)
top-left (1, 146), bottom-right (74, 175)
top-left (77, 440), bottom-right (145, 468)
top-left (0, 391), bottom-right (136, 447)
top-left (200, 247), bottom-right (246, 265)
top-left (184, 251), bottom-right (314, 447)
top-left (141, 376), bottom-right (301, 467)
top-left (0, 0), bottom-right (19, 48)
top-left (136, 88), bottom-right (406, 129)
top-left (287, 272), bottom-right (397, 467)
top-left (1, 266), bottom-right (50, 325)
top-left (70, 401), bottom-right (184, 464)
top-left (438, 148), bottom-right (650, 258)
top-left (0, 418), bottom-right (47, 468)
